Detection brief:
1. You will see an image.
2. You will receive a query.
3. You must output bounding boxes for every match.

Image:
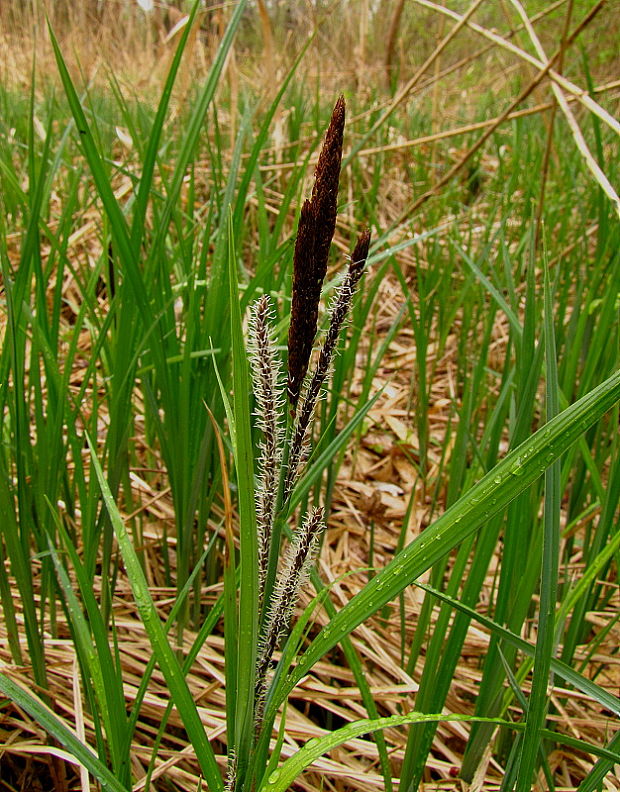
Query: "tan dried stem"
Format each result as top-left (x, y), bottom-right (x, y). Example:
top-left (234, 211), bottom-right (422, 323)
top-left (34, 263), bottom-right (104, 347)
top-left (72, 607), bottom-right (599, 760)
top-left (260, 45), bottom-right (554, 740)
top-left (534, 0), bottom-right (575, 248)
top-left (393, 0), bottom-right (612, 225)
top-left (507, 0), bottom-right (620, 218)
top-left (411, 0), bottom-right (620, 135)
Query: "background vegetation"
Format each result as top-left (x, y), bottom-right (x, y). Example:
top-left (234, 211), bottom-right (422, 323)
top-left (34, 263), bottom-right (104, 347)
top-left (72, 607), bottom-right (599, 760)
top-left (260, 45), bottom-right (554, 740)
top-left (0, 0), bottom-right (618, 790)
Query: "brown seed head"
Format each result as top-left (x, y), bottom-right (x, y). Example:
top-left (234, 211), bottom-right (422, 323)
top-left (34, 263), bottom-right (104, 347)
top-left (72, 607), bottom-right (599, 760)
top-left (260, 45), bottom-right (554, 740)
top-left (287, 96), bottom-right (346, 408)
top-left (287, 199), bottom-right (318, 407)
top-left (349, 229), bottom-right (371, 279)
top-left (310, 94), bottom-right (345, 280)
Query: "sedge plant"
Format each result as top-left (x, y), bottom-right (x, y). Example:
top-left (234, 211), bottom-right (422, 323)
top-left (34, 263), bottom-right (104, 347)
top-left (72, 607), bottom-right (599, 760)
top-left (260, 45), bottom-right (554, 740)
top-left (219, 96), bottom-right (620, 791)
top-left (225, 96), bottom-right (373, 791)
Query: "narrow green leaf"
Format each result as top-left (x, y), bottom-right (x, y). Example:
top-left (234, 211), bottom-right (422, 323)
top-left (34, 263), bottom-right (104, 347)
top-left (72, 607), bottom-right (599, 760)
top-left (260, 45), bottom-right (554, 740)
top-left (258, 711), bottom-right (620, 792)
top-left (268, 368), bottom-right (620, 715)
top-left (47, 23), bottom-right (134, 283)
top-left (517, 256), bottom-right (562, 787)
top-left (454, 240), bottom-right (523, 341)
top-left (47, 540), bottom-right (129, 783)
top-left (0, 675), bottom-right (129, 792)
top-left (87, 434), bottom-right (224, 791)
top-left (150, 0), bottom-right (249, 255)
top-left (578, 731), bottom-right (620, 791)
top-left (226, 215), bottom-right (259, 782)
top-left (130, 0), bottom-right (204, 252)
top-left (412, 580), bottom-right (620, 717)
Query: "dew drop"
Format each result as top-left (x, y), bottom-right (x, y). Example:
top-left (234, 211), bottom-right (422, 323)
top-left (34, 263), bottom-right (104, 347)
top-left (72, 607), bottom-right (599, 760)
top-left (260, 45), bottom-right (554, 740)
top-left (268, 770), bottom-right (281, 785)
top-left (511, 458), bottom-right (524, 475)
top-left (493, 475), bottom-right (502, 485)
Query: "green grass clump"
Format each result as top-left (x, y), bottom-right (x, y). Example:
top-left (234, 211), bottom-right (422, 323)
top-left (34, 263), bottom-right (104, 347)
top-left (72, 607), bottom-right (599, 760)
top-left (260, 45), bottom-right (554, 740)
top-left (0, 1), bottom-right (619, 790)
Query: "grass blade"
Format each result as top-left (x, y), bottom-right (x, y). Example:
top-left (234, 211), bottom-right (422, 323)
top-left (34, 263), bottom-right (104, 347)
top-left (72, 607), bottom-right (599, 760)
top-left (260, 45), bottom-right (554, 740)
top-left (516, 259), bottom-right (562, 787)
top-left (87, 434), bottom-right (224, 791)
top-left (0, 674), bottom-right (129, 792)
top-left (267, 367), bottom-right (620, 715)
top-left (256, 710), bottom-right (620, 792)
top-left (226, 217), bottom-right (259, 785)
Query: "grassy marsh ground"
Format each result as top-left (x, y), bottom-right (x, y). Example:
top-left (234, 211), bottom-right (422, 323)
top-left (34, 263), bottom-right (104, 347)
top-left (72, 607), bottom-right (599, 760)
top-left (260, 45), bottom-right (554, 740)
top-left (0, 1), bottom-right (619, 790)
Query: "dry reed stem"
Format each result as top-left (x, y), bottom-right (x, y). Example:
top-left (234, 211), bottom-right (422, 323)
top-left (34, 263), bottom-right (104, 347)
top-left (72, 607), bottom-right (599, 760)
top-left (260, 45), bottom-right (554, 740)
top-left (384, 0), bottom-right (405, 83)
top-left (534, 0), bottom-right (575, 247)
top-left (391, 0), bottom-right (612, 226)
top-left (350, 0), bottom-right (568, 128)
top-left (412, 0), bottom-right (620, 134)
top-left (256, 0), bottom-right (275, 87)
top-left (258, 91), bottom-right (613, 176)
top-left (394, 69), bottom-right (559, 225)
top-left (508, 0), bottom-right (620, 217)
top-left (258, 72), bottom-right (616, 177)
top-left (380, 0), bottom-right (486, 134)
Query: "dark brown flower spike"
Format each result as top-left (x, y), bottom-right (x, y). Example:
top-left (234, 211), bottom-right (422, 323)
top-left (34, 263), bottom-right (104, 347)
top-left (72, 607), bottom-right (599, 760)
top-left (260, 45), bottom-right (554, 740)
top-left (249, 99), bottom-right (371, 738)
top-left (310, 94), bottom-right (346, 276)
top-left (287, 96), bottom-right (346, 408)
top-left (287, 199), bottom-right (318, 408)
top-left (284, 230), bottom-right (371, 499)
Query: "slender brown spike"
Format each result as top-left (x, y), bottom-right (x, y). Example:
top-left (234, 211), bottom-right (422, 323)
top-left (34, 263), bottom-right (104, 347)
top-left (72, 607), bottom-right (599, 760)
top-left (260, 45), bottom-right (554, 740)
top-left (287, 199), bottom-right (317, 407)
top-left (287, 96), bottom-right (346, 408)
top-left (349, 229), bottom-right (371, 278)
top-left (254, 507), bottom-right (324, 728)
top-left (310, 95), bottom-right (346, 282)
top-left (248, 296), bottom-right (284, 602)
top-left (284, 230), bottom-right (371, 500)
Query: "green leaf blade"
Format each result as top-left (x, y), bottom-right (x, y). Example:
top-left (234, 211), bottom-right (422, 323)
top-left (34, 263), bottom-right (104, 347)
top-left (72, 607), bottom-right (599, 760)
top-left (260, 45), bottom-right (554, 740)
top-left (269, 368), bottom-right (620, 714)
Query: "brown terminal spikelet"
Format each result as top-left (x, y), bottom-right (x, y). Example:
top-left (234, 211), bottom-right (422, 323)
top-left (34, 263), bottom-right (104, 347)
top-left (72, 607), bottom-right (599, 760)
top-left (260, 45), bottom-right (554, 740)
top-left (284, 229), bottom-right (371, 500)
top-left (310, 95), bottom-right (346, 274)
top-left (287, 96), bottom-right (346, 409)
